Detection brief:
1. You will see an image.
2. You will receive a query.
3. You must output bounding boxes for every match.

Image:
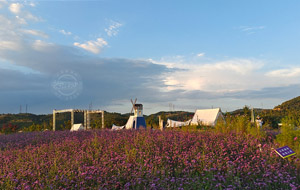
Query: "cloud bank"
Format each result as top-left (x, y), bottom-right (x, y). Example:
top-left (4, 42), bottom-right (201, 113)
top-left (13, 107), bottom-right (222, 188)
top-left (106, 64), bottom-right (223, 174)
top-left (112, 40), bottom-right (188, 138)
top-left (0, 2), bottom-right (299, 114)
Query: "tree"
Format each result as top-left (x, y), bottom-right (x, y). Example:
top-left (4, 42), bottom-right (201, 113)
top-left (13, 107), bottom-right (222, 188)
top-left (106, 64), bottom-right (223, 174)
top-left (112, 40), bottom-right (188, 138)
top-left (243, 105), bottom-right (250, 116)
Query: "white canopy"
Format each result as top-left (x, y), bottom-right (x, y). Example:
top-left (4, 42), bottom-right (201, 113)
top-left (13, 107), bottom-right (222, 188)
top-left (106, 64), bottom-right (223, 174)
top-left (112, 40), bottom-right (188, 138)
top-left (191, 108), bottom-right (224, 126)
top-left (166, 119), bottom-right (191, 128)
top-left (111, 124), bottom-right (125, 130)
top-left (70, 123), bottom-right (85, 131)
top-left (125, 116), bottom-right (135, 129)
top-left (111, 116), bottom-right (135, 130)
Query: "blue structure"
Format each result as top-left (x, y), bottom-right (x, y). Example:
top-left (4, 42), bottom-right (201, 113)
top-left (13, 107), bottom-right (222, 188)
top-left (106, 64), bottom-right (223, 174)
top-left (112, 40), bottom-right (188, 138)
top-left (132, 115), bottom-right (146, 129)
top-left (131, 104), bottom-right (146, 129)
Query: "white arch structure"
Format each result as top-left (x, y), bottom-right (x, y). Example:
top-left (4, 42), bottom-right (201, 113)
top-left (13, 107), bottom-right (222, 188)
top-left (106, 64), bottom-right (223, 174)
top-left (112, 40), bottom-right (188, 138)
top-left (53, 109), bottom-right (104, 131)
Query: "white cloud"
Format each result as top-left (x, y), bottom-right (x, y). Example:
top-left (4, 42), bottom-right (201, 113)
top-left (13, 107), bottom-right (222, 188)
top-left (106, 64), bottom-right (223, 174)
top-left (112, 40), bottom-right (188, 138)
top-left (28, 2), bottom-right (35, 7)
top-left (8, 2), bottom-right (40, 22)
top-left (74, 38), bottom-right (108, 54)
top-left (24, 12), bottom-right (40, 22)
top-left (266, 68), bottom-right (300, 78)
top-left (241, 26), bottom-right (265, 31)
top-left (0, 2), bottom-right (299, 114)
top-left (9, 3), bottom-right (22, 14)
top-left (239, 26), bottom-right (265, 34)
top-left (59, 29), bottom-right (72, 35)
top-left (153, 57), bottom-right (270, 92)
top-left (22, 29), bottom-right (48, 38)
top-left (32, 40), bottom-right (54, 51)
top-left (105, 20), bottom-right (122, 37)
top-left (0, 40), bottom-right (20, 50)
top-left (197, 53), bottom-right (205, 57)
top-left (15, 15), bottom-right (27, 24)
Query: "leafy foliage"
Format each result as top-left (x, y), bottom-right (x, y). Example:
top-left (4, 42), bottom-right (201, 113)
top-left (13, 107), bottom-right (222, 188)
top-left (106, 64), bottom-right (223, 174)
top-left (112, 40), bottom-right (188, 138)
top-left (274, 96), bottom-right (300, 111)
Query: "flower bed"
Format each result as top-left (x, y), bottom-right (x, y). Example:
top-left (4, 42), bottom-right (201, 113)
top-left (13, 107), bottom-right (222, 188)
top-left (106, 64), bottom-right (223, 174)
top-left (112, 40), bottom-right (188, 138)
top-left (0, 130), bottom-right (299, 189)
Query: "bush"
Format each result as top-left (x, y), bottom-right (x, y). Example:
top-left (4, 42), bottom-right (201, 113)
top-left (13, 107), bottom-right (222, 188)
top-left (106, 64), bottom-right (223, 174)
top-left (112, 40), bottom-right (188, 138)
top-left (276, 115), bottom-right (300, 155)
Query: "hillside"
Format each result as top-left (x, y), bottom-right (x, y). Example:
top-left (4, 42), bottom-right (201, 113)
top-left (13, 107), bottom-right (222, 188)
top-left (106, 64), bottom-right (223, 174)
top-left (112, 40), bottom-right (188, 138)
top-left (274, 96), bottom-right (300, 111)
top-left (2, 95), bottom-right (300, 133)
top-left (0, 111), bottom-right (194, 133)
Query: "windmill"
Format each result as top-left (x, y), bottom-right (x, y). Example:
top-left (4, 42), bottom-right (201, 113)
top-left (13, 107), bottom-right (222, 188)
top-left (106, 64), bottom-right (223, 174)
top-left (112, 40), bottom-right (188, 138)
top-left (111, 98), bottom-right (147, 130)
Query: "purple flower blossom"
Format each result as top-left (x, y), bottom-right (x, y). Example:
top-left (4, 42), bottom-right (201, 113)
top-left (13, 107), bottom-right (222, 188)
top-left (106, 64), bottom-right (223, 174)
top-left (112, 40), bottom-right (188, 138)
top-left (0, 130), bottom-right (299, 189)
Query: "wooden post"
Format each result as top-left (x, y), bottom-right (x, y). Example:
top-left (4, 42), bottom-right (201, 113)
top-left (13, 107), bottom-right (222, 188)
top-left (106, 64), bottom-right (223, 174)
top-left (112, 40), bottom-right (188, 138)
top-left (87, 112), bottom-right (90, 129)
top-left (53, 110), bottom-right (56, 131)
top-left (102, 111), bottom-right (105, 129)
top-left (84, 110), bottom-right (87, 130)
top-left (71, 109), bottom-right (74, 127)
top-left (159, 116), bottom-right (164, 131)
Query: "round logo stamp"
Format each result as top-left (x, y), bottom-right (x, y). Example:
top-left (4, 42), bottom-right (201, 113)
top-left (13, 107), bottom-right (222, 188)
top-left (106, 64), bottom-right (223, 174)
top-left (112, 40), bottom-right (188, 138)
top-left (51, 70), bottom-right (82, 100)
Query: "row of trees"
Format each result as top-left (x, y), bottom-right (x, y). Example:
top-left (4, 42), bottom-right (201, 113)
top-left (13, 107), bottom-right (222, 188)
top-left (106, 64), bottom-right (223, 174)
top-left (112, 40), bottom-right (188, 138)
top-left (0, 123), bottom-right (18, 134)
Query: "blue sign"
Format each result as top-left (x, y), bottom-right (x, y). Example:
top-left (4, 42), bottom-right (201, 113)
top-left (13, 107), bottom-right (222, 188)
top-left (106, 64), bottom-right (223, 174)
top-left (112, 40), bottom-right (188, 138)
top-left (275, 146), bottom-right (296, 159)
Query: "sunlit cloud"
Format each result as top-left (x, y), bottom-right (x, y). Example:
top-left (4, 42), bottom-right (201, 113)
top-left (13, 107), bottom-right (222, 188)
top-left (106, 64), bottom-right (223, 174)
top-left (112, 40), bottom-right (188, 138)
top-left (9, 3), bottom-right (22, 14)
top-left (22, 29), bottom-right (48, 38)
top-left (74, 38), bottom-right (108, 54)
top-left (59, 29), bottom-right (72, 36)
top-left (0, 40), bottom-right (20, 50)
top-left (197, 53), bottom-right (205, 57)
top-left (266, 68), bottom-right (300, 78)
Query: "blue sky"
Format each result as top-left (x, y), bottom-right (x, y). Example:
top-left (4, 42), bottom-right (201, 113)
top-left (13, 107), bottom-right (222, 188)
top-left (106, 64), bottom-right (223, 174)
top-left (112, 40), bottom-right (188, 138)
top-left (1, 0), bottom-right (300, 114)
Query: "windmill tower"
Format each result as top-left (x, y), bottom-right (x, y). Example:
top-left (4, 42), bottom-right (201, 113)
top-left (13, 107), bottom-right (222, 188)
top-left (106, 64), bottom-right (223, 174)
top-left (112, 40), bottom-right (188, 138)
top-left (111, 99), bottom-right (147, 130)
top-left (127, 99), bottom-right (146, 129)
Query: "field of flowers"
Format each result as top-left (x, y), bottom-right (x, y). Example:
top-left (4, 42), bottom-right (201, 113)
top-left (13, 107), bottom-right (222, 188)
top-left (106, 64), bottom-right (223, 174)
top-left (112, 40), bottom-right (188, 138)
top-left (1, 129), bottom-right (300, 189)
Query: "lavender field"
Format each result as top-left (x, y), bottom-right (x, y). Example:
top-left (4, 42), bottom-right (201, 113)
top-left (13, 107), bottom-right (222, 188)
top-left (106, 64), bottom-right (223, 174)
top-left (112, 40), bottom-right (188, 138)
top-left (0, 129), bottom-right (300, 189)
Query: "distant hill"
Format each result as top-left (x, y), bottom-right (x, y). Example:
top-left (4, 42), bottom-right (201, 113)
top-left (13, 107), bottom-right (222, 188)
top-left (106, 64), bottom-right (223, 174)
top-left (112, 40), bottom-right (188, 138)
top-left (0, 110), bottom-right (195, 133)
top-left (3, 95), bottom-right (300, 133)
top-left (274, 96), bottom-right (300, 111)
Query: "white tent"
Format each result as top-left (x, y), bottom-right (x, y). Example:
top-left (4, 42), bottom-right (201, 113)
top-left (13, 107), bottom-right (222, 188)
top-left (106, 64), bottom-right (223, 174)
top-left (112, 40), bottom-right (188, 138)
top-left (111, 116), bottom-right (134, 130)
top-left (112, 124), bottom-right (125, 130)
top-left (125, 115), bottom-right (135, 129)
top-left (70, 123), bottom-right (85, 131)
top-left (112, 115), bottom-right (147, 130)
top-left (166, 119), bottom-right (191, 128)
top-left (191, 108), bottom-right (224, 126)
top-left (112, 116), bottom-right (134, 130)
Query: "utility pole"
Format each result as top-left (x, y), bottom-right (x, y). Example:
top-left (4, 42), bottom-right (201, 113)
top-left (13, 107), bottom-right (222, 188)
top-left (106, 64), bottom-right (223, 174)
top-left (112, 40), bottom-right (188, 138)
top-left (89, 102), bottom-right (93, 110)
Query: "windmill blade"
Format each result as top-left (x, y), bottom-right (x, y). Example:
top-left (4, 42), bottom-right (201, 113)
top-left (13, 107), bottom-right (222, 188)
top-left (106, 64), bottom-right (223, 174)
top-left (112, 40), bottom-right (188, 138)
top-left (131, 106), bottom-right (134, 114)
top-left (130, 99), bottom-right (134, 114)
top-left (133, 98), bottom-right (137, 105)
top-left (130, 98), bottom-right (137, 114)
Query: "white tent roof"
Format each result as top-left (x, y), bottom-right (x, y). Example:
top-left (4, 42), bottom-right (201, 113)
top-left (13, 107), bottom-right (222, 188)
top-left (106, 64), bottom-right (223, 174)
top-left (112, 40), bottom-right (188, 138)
top-left (70, 123), bottom-right (85, 131)
top-left (112, 124), bottom-right (125, 130)
top-left (125, 115), bottom-right (135, 129)
top-left (191, 108), bottom-right (223, 126)
top-left (112, 116), bottom-right (135, 130)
